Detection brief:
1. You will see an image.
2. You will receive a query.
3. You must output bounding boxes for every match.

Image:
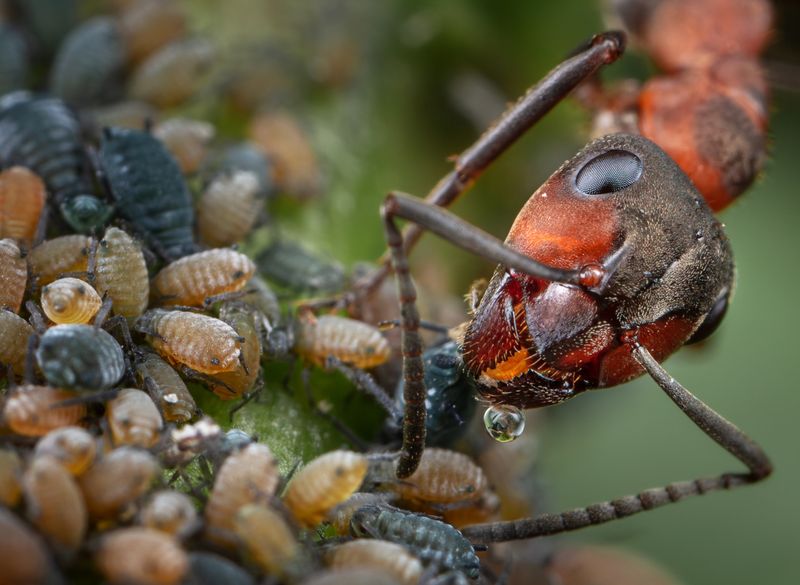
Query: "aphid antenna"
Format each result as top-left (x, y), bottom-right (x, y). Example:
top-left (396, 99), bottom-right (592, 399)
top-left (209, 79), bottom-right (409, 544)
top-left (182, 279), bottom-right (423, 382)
top-left (378, 319), bottom-right (450, 336)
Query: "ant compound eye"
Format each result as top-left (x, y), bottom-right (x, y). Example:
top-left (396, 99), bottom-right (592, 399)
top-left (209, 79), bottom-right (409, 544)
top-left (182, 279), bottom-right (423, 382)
top-left (575, 150), bottom-right (643, 195)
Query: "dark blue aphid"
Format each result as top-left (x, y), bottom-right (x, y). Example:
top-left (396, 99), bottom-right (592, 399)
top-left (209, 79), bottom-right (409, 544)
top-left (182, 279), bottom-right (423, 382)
top-left (0, 91), bottom-right (111, 232)
top-left (255, 238), bottom-right (345, 295)
top-left (99, 126), bottom-right (196, 261)
top-left (395, 340), bottom-right (477, 447)
top-left (36, 324), bottom-right (125, 392)
top-left (350, 504), bottom-right (480, 579)
top-left (0, 24), bottom-right (29, 95)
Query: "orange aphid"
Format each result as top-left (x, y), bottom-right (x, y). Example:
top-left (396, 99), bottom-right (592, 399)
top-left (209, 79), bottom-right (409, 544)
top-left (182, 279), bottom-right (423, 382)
top-left (93, 226), bottom-right (149, 322)
top-left (0, 309), bottom-right (34, 376)
top-left (153, 117), bottom-right (214, 174)
top-left (34, 426), bottom-right (97, 476)
top-left (0, 166), bottom-right (46, 245)
top-left (96, 527), bottom-right (188, 585)
top-left (4, 386), bottom-right (86, 437)
top-left (197, 171), bottom-right (262, 247)
top-left (0, 238), bottom-right (27, 313)
top-left (139, 490), bottom-right (198, 539)
top-left (0, 449), bottom-right (23, 507)
top-left (28, 234), bottom-right (90, 287)
top-left (41, 277), bottom-right (103, 324)
top-left (106, 388), bottom-right (164, 449)
top-left (294, 315), bottom-right (391, 369)
top-left (326, 540), bottom-right (422, 585)
top-left (118, 0), bottom-right (187, 64)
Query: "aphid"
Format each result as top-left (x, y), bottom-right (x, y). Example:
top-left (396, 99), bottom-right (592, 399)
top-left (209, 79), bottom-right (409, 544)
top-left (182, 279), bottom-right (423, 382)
top-left (129, 38), bottom-right (215, 108)
top-left (153, 117), bottom-right (215, 174)
top-left (326, 492), bottom-right (395, 535)
top-left (15, 0), bottom-right (77, 54)
top-left (99, 127), bottom-right (196, 260)
top-left (89, 99), bottom-right (158, 131)
top-left (49, 16), bottom-right (126, 106)
top-left (300, 568), bottom-right (405, 585)
top-left (234, 504), bottom-right (306, 579)
top-left (28, 234), bottom-right (91, 286)
top-left (96, 527), bottom-right (188, 585)
top-left (294, 315), bottom-right (390, 370)
top-left (0, 308), bottom-right (33, 376)
top-left (135, 309), bottom-right (243, 375)
top-left (196, 171), bottom-right (262, 247)
top-left (439, 489), bottom-right (501, 529)
top-left (185, 551), bottom-right (256, 585)
top-left (283, 450), bottom-right (368, 528)
top-left (211, 141), bottom-right (274, 199)
top-left (135, 349), bottom-right (196, 423)
top-left (0, 238), bottom-right (27, 313)
top-left (0, 166), bottom-right (46, 246)
top-left (41, 277), bottom-right (103, 324)
top-left (207, 302), bottom-right (262, 400)
top-left (79, 447), bottom-right (159, 521)
top-left (91, 226), bottom-right (150, 323)
top-left (204, 443), bottom-right (279, 549)
top-left (150, 248), bottom-right (255, 307)
top-left (36, 324), bottom-right (125, 391)
top-left (255, 238), bottom-right (345, 295)
top-left (238, 275), bottom-right (282, 340)
top-left (325, 540), bottom-right (422, 585)
top-left (3, 385), bottom-right (86, 437)
top-left (0, 448), bottom-right (23, 507)
top-left (22, 455), bottom-right (87, 558)
top-left (139, 490), bottom-right (198, 539)
top-left (33, 426), bottom-right (97, 476)
top-left (0, 24), bottom-right (29, 95)
top-left (107, 388), bottom-right (164, 449)
top-left (0, 507), bottom-right (59, 585)
top-left (118, 0), bottom-right (187, 64)
top-left (350, 504), bottom-right (480, 579)
top-left (0, 92), bottom-right (111, 232)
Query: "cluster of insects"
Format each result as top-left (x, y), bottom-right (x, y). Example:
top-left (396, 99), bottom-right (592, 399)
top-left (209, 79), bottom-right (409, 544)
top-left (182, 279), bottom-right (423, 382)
top-left (0, 0), bottom-right (777, 583)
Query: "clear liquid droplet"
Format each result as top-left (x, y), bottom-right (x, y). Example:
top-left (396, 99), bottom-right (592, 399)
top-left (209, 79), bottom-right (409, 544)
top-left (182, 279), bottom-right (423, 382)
top-left (483, 405), bottom-right (525, 443)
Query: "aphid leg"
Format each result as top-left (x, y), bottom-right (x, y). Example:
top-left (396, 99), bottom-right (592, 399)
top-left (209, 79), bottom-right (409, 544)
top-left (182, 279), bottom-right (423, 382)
top-left (324, 355), bottom-right (401, 420)
top-left (25, 300), bottom-right (47, 333)
top-left (202, 290), bottom-right (248, 309)
top-left (93, 294), bottom-right (114, 328)
top-left (459, 339), bottom-right (772, 543)
top-left (228, 372), bottom-right (265, 422)
top-left (300, 367), bottom-right (369, 451)
top-left (180, 366), bottom-right (240, 397)
top-left (377, 319), bottom-right (450, 336)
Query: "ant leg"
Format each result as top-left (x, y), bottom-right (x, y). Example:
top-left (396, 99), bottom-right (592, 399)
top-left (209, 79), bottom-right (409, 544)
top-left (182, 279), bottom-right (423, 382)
top-left (460, 342), bottom-right (772, 542)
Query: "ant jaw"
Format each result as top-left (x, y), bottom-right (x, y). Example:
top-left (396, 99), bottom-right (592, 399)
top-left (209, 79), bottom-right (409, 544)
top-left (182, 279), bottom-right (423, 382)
top-left (475, 366), bottom-right (586, 409)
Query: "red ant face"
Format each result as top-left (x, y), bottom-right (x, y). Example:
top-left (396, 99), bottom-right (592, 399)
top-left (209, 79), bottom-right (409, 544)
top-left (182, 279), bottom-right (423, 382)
top-left (462, 133), bottom-right (734, 409)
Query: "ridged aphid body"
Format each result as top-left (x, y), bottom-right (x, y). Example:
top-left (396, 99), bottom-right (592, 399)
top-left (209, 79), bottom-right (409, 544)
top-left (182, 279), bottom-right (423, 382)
top-left (295, 315), bottom-right (390, 369)
top-left (256, 239), bottom-right (345, 295)
top-left (327, 493), bottom-right (395, 536)
top-left (187, 552), bottom-right (256, 585)
top-left (204, 443), bottom-right (279, 549)
top-left (0, 166), bottom-right (45, 245)
top-left (239, 275), bottom-right (281, 333)
top-left (36, 324), bottom-right (125, 391)
top-left (0, 92), bottom-right (111, 232)
top-left (350, 505), bottom-right (480, 579)
top-left (136, 309), bottom-right (243, 375)
top-left (0, 449), bottom-right (23, 507)
top-left (23, 455), bottom-right (87, 558)
top-left (151, 248), bottom-right (255, 307)
top-left (0, 507), bottom-right (58, 585)
top-left (234, 504), bottom-right (303, 579)
top-left (135, 350), bottom-right (196, 423)
top-left (0, 238), bottom-right (27, 313)
top-left (0, 24), bottom-right (28, 95)
top-left (79, 447), bottom-right (159, 521)
top-left (197, 171), bottom-right (262, 247)
top-left (99, 127), bottom-right (196, 260)
top-left (49, 17), bottom-right (126, 106)
top-left (153, 117), bottom-right (214, 174)
top-left (41, 277), bottom-right (103, 324)
top-left (139, 490), bottom-right (198, 539)
top-left (4, 385), bottom-right (86, 436)
top-left (283, 450), bottom-right (368, 527)
top-left (33, 426), bottom-right (97, 475)
top-left (118, 0), bottom-right (187, 64)
top-left (326, 540), bottom-right (422, 585)
top-left (29, 234), bottom-right (90, 286)
top-left (93, 226), bottom-right (149, 322)
top-left (0, 308), bottom-right (33, 375)
top-left (96, 527), bottom-right (189, 585)
top-left (208, 302), bottom-right (262, 400)
top-left (129, 38), bottom-right (215, 108)
top-left (107, 389), bottom-right (164, 449)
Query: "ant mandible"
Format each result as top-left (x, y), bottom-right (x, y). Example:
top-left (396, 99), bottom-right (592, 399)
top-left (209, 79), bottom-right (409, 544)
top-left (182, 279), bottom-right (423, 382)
top-left (372, 0), bottom-right (773, 544)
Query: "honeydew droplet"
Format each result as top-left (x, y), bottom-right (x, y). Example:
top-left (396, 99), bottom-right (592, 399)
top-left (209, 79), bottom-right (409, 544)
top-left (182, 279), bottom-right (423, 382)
top-left (483, 405), bottom-right (525, 442)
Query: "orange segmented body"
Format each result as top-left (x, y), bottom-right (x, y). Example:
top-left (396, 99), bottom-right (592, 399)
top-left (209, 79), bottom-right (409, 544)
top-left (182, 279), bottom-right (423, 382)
top-left (96, 527), bottom-right (189, 585)
top-left (79, 447), bottom-right (159, 521)
top-left (0, 309), bottom-right (34, 376)
top-left (136, 309), bottom-right (243, 375)
top-left (135, 350), bottom-right (196, 423)
top-left (204, 443), bottom-right (279, 549)
top-left (154, 117), bottom-right (214, 174)
top-left (4, 386), bottom-right (86, 437)
top-left (118, 0), bottom-right (187, 64)
top-left (28, 234), bottom-right (91, 287)
top-left (283, 450), bottom-right (368, 527)
top-left (41, 277), bottom-right (103, 324)
top-left (295, 315), bottom-right (391, 369)
top-left (197, 170), bottom-right (261, 247)
top-left (0, 507), bottom-right (57, 585)
top-left (0, 238), bottom-right (27, 313)
top-left (208, 303), bottom-right (262, 400)
top-left (0, 166), bottom-right (46, 245)
top-left (23, 455), bottom-right (87, 558)
top-left (326, 540), bottom-right (422, 585)
top-left (234, 504), bottom-right (302, 579)
top-left (0, 449), bottom-right (23, 507)
top-left (93, 227), bottom-right (149, 322)
top-left (151, 248), bottom-right (255, 307)
top-left (139, 490), bottom-right (198, 539)
top-left (107, 388), bottom-right (164, 449)
top-left (33, 426), bottom-right (97, 476)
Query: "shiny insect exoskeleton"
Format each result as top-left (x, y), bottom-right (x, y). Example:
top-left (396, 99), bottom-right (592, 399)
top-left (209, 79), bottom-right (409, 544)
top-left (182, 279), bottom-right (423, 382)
top-left (350, 504), bottom-right (480, 579)
top-left (139, 490), bottom-right (198, 539)
top-left (0, 23), bottom-right (28, 95)
top-left (134, 349), bottom-right (196, 423)
top-left (0, 92), bottom-right (111, 232)
top-left (207, 302), bottom-right (262, 400)
top-left (325, 540), bottom-right (422, 585)
top-left (41, 277), bottom-right (103, 324)
top-left (33, 426), bottom-right (97, 476)
top-left (106, 388), bottom-right (164, 449)
top-left (153, 117), bottom-right (214, 174)
top-left (234, 504), bottom-right (307, 580)
top-left (294, 315), bottom-right (390, 369)
top-left (36, 324), bottom-right (125, 391)
top-left (0, 166), bottom-right (46, 246)
top-left (28, 234), bottom-right (91, 287)
top-left (3, 385), bottom-right (86, 437)
top-left (255, 238), bottom-right (345, 296)
top-left (96, 527), bottom-right (188, 585)
top-left (99, 126), bottom-right (196, 260)
top-left (186, 551), bottom-right (256, 585)
top-left (0, 507), bottom-right (59, 585)
top-left (0, 448), bottom-right (23, 507)
top-left (196, 171), bottom-right (262, 248)
top-left (91, 226), bottom-right (149, 323)
top-left (151, 248), bottom-right (255, 307)
top-left (135, 309), bottom-right (243, 375)
top-left (0, 238), bottom-right (27, 313)
top-left (0, 308), bottom-right (33, 375)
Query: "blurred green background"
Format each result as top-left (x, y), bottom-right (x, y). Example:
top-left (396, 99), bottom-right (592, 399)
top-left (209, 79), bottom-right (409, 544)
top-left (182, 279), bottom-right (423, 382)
top-left (187, 0), bottom-right (799, 583)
